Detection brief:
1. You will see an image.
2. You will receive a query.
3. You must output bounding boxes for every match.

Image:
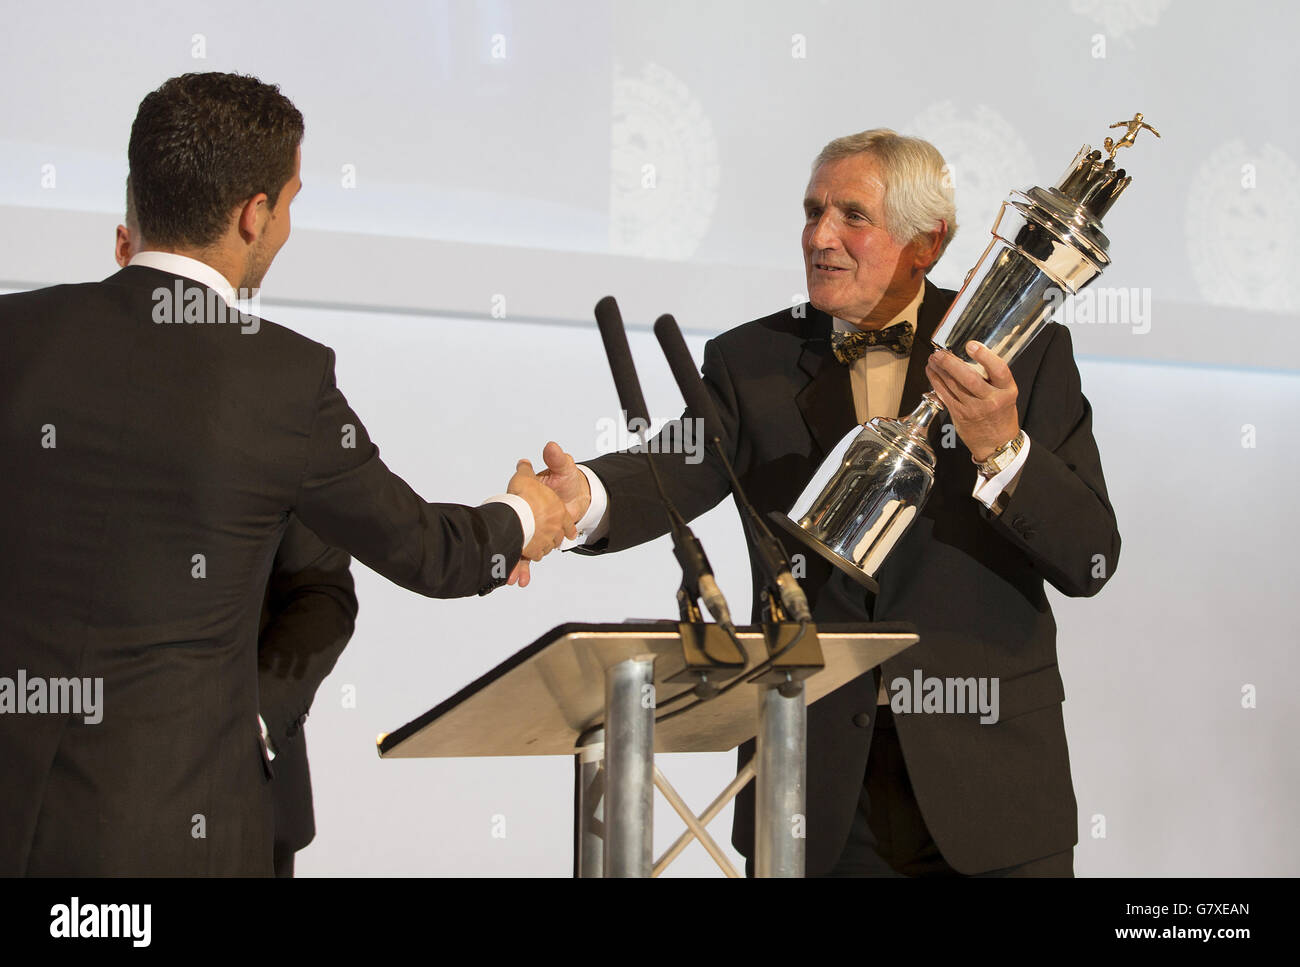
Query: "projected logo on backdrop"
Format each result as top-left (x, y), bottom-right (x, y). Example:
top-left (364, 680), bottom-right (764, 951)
top-left (1069, 0), bottom-right (1170, 43)
top-left (906, 101), bottom-right (1036, 292)
top-left (609, 62), bottom-right (721, 260)
top-left (1186, 141), bottom-right (1300, 314)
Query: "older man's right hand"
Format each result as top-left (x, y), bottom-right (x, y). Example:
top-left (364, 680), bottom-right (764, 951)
top-left (536, 441), bottom-right (591, 521)
top-left (507, 459), bottom-right (576, 572)
top-left (506, 442), bottom-right (591, 587)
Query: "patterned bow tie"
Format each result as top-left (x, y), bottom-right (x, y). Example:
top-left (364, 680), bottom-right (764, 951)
top-left (831, 322), bottom-right (913, 363)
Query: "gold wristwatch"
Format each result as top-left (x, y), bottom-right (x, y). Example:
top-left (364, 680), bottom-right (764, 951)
top-left (974, 430), bottom-right (1026, 479)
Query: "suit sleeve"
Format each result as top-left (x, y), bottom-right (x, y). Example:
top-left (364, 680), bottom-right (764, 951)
top-left (574, 337), bottom-right (738, 555)
top-left (257, 517), bottom-right (358, 751)
top-left (292, 349), bottom-right (523, 597)
top-left (982, 324), bottom-right (1121, 597)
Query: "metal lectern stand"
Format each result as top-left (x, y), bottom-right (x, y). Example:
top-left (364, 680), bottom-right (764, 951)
top-left (378, 621), bottom-right (917, 878)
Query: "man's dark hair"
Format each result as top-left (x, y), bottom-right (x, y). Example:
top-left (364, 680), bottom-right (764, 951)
top-left (128, 72), bottom-right (304, 248)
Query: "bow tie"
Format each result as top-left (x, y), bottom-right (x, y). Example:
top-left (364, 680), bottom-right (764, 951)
top-left (831, 322), bottom-right (913, 363)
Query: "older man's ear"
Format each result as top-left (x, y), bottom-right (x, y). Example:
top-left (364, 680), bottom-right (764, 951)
top-left (114, 224), bottom-right (133, 268)
top-left (911, 218), bottom-right (947, 273)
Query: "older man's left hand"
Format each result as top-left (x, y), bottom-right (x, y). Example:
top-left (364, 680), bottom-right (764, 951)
top-left (926, 341), bottom-right (1021, 463)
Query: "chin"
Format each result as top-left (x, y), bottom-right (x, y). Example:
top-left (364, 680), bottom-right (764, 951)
top-left (806, 289), bottom-right (839, 315)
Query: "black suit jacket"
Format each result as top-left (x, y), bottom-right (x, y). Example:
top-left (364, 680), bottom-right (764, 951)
top-left (578, 279), bottom-right (1120, 874)
top-left (258, 517), bottom-right (358, 858)
top-left (0, 265), bottom-right (521, 875)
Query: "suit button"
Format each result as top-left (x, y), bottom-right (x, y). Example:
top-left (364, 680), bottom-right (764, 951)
top-left (852, 712), bottom-right (871, 728)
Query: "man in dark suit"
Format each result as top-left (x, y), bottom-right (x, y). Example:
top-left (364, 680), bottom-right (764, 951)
top-left (520, 130), bottom-right (1120, 876)
top-left (0, 71), bottom-right (572, 875)
top-left (117, 199), bottom-right (357, 878)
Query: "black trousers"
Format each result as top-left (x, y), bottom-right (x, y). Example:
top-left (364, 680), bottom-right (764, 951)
top-left (826, 703), bottom-right (1074, 877)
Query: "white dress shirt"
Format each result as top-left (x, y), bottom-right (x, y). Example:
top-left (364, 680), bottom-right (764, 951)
top-left (129, 250), bottom-right (238, 306)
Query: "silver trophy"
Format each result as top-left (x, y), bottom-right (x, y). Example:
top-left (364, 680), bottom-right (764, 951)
top-left (772, 114), bottom-right (1159, 590)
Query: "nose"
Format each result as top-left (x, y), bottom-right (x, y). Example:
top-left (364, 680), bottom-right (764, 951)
top-left (807, 211), bottom-right (839, 252)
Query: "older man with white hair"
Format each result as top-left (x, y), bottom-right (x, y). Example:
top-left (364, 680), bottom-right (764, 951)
top-left (526, 128), bottom-right (1121, 877)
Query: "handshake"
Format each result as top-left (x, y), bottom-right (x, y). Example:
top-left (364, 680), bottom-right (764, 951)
top-left (504, 441), bottom-right (593, 587)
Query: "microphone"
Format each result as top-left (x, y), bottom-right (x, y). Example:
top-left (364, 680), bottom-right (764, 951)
top-left (652, 313), bottom-right (813, 624)
top-left (592, 296), bottom-right (734, 629)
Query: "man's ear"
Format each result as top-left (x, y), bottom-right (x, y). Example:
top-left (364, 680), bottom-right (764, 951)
top-left (114, 224), bottom-right (132, 268)
top-left (912, 219), bottom-right (947, 272)
top-left (236, 193), bottom-right (269, 243)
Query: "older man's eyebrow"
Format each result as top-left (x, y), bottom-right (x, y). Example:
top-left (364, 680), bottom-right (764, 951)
top-left (804, 194), bottom-right (872, 215)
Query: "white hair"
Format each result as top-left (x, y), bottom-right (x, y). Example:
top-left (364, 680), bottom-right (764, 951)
top-left (813, 128), bottom-right (958, 266)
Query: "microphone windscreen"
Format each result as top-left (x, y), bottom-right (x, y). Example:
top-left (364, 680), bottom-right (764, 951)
top-left (653, 314), bottom-right (726, 448)
top-left (594, 295), bottom-right (652, 429)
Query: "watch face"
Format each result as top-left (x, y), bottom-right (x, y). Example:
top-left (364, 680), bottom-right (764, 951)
top-left (980, 433), bottom-right (1021, 475)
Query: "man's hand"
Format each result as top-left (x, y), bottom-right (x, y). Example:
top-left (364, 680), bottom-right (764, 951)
top-left (537, 441), bottom-right (591, 521)
top-left (507, 458), bottom-right (576, 586)
top-left (926, 341), bottom-right (1020, 462)
top-left (507, 442), bottom-right (591, 587)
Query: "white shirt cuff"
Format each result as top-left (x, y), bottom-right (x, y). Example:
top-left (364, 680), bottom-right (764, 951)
top-left (971, 433), bottom-right (1031, 510)
top-left (570, 465), bottom-right (610, 546)
top-left (481, 494), bottom-right (534, 550)
top-left (258, 714), bottom-right (276, 760)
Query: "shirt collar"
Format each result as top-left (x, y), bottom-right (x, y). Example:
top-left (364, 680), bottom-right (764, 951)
top-left (128, 251), bottom-right (238, 307)
top-left (832, 281), bottom-right (925, 336)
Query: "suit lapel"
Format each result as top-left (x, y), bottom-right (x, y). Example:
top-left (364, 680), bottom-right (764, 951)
top-left (898, 278), bottom-right (954, 416)
top-left (794, 307), bottom-right (856, 458)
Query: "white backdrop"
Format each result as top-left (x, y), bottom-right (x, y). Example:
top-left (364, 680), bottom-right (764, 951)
top-left (2, 0), bottom-right (1297, 875)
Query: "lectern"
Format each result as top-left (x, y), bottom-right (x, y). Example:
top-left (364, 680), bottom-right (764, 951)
top-left (378, 621), bottom-right (917, 877)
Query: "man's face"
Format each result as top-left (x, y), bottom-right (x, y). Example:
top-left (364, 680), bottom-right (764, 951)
top-left (242, 146), bottom-right (301, 291)
top-left (802, 153), bottom-right (926, 328)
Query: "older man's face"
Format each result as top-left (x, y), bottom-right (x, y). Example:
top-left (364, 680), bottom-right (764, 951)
top-left (802, 153), bottom-right (924, 328)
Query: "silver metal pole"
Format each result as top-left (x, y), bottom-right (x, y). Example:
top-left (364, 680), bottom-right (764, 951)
top-left (575, 729), bottom-right (604, 878)
top-left (755, 680), bottom-right (807, 877)
top-left (603, 657), bottom-right (655, 877)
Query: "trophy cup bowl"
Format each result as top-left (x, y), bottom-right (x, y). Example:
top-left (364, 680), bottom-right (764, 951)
top-left (771, 125), bottom-right (1155, 590)
top-left (769, 393), bottom-right (942, 595)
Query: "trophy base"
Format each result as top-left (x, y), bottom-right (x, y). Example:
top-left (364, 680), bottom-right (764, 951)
top-left (767, 511), bottom-right (881, 595)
